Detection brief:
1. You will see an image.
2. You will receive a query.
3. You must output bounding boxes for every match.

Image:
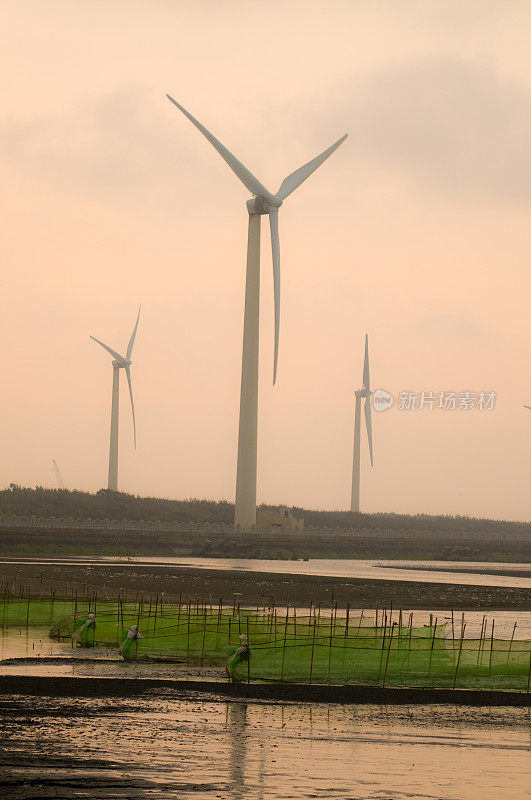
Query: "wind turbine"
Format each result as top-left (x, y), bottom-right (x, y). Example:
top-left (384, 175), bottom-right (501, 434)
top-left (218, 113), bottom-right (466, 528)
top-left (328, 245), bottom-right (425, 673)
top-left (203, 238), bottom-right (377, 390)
top-left (167, 95), bottom-right (347, 527)
top-left (91, 308), bottom-right (140, 491)
top-left (351, 335), bottom-right (373, 513)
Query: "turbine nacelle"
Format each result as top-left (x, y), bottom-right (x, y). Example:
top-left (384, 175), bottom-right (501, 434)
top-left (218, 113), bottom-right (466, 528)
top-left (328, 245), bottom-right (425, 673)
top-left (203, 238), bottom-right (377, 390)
top-left (355, 388), bottom-right (372, 399)
top-left (112, 359), bottom-right (132, 368)
top-left (246, 196), bottom-right (283, 215)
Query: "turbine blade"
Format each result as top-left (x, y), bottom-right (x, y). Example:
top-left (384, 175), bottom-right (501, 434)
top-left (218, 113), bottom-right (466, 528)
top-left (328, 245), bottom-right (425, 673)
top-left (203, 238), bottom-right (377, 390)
top-left (90, 336), bottom-right (124, 362)
top-left (269, 211), bottom-right (280, 385)
top-left (362, 334), bottom-right (370, 392)
top-left (524, 405), bottom-right (531, 410)
top-left (126, 306), bottom-right (141, 360)
top-left (276, 133), bottom-right (348, 201)
top-left (166, 95), bottom-right (277, 203)
top-left (125, 365), bottom-right (137, 449)
top-left (364, 396), bottom-right (374, 467)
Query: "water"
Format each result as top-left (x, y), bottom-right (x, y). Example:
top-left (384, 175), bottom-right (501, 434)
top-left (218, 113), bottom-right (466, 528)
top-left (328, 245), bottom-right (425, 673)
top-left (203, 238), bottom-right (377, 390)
top-left (2, 556), bottom-right (530, 588)
top-left (0, 694), bottom-right (529, 799)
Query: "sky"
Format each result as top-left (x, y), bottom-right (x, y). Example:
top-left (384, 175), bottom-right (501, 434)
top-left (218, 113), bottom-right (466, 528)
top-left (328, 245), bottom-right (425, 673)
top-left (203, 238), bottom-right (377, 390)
top-left (1, 0), bottom-right (531, 521)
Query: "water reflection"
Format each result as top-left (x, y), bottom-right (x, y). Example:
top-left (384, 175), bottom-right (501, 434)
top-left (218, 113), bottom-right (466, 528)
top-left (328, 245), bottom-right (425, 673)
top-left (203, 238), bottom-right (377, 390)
top-left (228, 702), bottom-right (247, 800)
top-left (0, 693), bottom-right (528, 799)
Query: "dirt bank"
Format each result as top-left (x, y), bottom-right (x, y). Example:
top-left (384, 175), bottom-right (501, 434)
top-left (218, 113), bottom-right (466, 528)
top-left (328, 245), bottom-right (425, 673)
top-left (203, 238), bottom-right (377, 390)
top-left (1, 562), bottom-right (530, 610)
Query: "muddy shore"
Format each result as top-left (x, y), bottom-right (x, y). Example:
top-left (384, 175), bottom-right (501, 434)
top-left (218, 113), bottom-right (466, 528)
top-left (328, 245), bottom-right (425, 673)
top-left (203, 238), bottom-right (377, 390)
top-left (0, 674), bottom-right (529, 706)
top-left (1, 562), bottom-right (530, 610)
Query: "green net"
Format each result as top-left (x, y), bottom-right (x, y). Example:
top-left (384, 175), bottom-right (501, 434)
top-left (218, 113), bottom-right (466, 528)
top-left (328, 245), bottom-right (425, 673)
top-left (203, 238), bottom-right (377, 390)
top-left (2, 596), bottom-right (530, 691)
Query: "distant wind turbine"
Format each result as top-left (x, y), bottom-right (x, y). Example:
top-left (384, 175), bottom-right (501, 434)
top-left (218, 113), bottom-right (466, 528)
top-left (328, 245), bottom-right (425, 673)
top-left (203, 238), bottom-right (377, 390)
top-left (351, 335), bottom-right (373, 513)
top-left (91, 308), bottom-right (140, 491)
top-left (167, 95), bottom-right (347, 527)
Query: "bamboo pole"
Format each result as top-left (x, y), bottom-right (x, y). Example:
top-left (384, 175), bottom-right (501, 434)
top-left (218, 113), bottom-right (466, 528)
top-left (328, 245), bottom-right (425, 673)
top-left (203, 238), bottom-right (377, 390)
top-left (153, 594), bottom-right (158, 636)
top-left (246, 616), bottom-right (250, 685)
top-left (280, 606), bottom-right (289, 684)
top-left (200, 605), bottom-right (207, 667)
top-left (378, 614), bottom-right (388, 678)
top-left (507, 622), bottom-right (517, 665)
top-left (488, 619), bottom-right (495, 675)
top-left (427, 617), bottom-right (438, 678)
top-left (476, 615), bottom-right (486, 668)
top-left (217, 598), bottom-right (222, 635)
top-left (382, 622), bottom-right (396, 687)
top-left (327, 609), bottom-right (334, 682)
top-left (186, 600), bottom-right (191, 663)
top-left (356, 608), bottom-right (364, 638)
top-left (452, 623), bottom-right (466, 689)
top-left (309, 617), bottom-right (317, 685)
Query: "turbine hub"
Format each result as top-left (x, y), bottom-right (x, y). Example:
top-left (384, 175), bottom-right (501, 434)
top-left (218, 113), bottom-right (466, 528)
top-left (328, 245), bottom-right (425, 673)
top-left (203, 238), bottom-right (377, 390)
top-left (246, 196), bottom-right (283, 215)
top-left (112, 360), bottom-right (132, 368)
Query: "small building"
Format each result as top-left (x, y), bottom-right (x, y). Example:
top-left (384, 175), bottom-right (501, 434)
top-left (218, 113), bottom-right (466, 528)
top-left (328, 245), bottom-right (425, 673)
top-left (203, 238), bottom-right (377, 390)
top-left (256, 506), bottom-right (304, 530)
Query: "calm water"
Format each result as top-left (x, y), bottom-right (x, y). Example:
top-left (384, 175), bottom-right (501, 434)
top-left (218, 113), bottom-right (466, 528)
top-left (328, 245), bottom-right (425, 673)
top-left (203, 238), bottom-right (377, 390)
top-left (0, 694), bottom-right (529, 799)
top-left (2, 556), bottom-right (530, 588)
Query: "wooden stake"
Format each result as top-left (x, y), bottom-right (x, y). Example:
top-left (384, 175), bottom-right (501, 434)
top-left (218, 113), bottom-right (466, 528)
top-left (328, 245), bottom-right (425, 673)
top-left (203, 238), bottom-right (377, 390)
top-left (452, 623), bottom-right (466, 689)
top-left (382, 622), bottom-right (396, 687)
top-left (488, 619), bottom-right (495, 675)
top-left (507, 622), bottom-right (517, 665)
top-left (427, 617), bottom-right (438, 679)
top-left (280, 606), bottom-right (289, 684)
top-left (246, 616), bottom-right (251, 685)
top-left (309, 617), bottom-right (317, 685)
top-left (200, 605), bottom-right (207, 667)
top-left (327, 609), bottom-right (334, 682)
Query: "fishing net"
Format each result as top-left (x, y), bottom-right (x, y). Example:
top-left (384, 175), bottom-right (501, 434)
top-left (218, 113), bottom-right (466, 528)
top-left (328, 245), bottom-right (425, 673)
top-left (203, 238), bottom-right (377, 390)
top-left (2, 596), bottom-right (529, 691)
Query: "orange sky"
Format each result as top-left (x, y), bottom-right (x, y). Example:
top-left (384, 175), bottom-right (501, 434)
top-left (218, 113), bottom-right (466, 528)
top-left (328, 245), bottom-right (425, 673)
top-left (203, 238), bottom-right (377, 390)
top-left (2, 1), bottom-right (531, 521)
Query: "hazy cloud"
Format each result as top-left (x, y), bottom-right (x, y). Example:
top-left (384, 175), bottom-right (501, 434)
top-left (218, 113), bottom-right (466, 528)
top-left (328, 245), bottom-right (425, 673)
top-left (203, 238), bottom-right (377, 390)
top-left (0, 86), bottom-right (198, 197)
top-left (349, 55), bottom-right (531, 203)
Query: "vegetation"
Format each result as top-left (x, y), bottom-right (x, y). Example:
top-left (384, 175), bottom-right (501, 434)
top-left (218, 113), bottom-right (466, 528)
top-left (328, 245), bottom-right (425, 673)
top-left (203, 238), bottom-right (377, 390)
top-left (1, 485), bottom-right (530, 536)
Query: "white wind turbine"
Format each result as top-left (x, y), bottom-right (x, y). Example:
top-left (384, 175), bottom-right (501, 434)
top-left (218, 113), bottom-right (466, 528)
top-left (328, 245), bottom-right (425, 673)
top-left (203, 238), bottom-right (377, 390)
top-left (351, 335), bottom-right (374, 513)
top-left (91, 308), bottom-right (140, 491)
top-left (167, 95), bottom-right (347, 527)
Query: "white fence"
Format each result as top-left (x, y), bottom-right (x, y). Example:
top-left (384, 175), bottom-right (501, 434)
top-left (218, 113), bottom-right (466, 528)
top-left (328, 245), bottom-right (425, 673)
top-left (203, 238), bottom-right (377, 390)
top-left (0, 514), bottom-right (529, 541)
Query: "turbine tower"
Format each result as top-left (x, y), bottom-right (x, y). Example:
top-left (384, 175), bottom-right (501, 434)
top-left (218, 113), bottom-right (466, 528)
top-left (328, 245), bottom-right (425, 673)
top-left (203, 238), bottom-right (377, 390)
top-left (167, 95), bottom-right (347, 527)
top-left (91, 308), bottom-right (140, 491)
top-left (351, 335), bottom-right (374, 513)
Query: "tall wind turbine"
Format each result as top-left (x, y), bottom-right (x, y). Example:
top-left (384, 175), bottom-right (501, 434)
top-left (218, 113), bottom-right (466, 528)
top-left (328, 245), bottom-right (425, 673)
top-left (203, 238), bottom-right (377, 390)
top-left (351, 335), bottom-right (373, 513)
top-left (167, 95), bottom-right (347, 527)
top-left (91, 308), bottom-right (140, 491)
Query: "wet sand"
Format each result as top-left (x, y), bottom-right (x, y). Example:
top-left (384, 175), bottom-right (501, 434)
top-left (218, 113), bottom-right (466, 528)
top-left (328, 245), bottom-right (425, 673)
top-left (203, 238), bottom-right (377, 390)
top-left (2, 561), bottom-right (530, 610)
top-left (0, 692), bottom-right (529, 800)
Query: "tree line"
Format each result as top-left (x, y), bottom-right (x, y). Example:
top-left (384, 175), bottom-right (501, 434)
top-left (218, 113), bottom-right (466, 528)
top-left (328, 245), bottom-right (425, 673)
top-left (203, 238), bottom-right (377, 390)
top-left (1, 484), bottom-right (530, 535)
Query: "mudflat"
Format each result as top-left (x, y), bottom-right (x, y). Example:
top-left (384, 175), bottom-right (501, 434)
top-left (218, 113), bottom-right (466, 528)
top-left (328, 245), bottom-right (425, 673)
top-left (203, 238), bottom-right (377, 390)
top-left (1, 561), bottom-right (530, 610)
